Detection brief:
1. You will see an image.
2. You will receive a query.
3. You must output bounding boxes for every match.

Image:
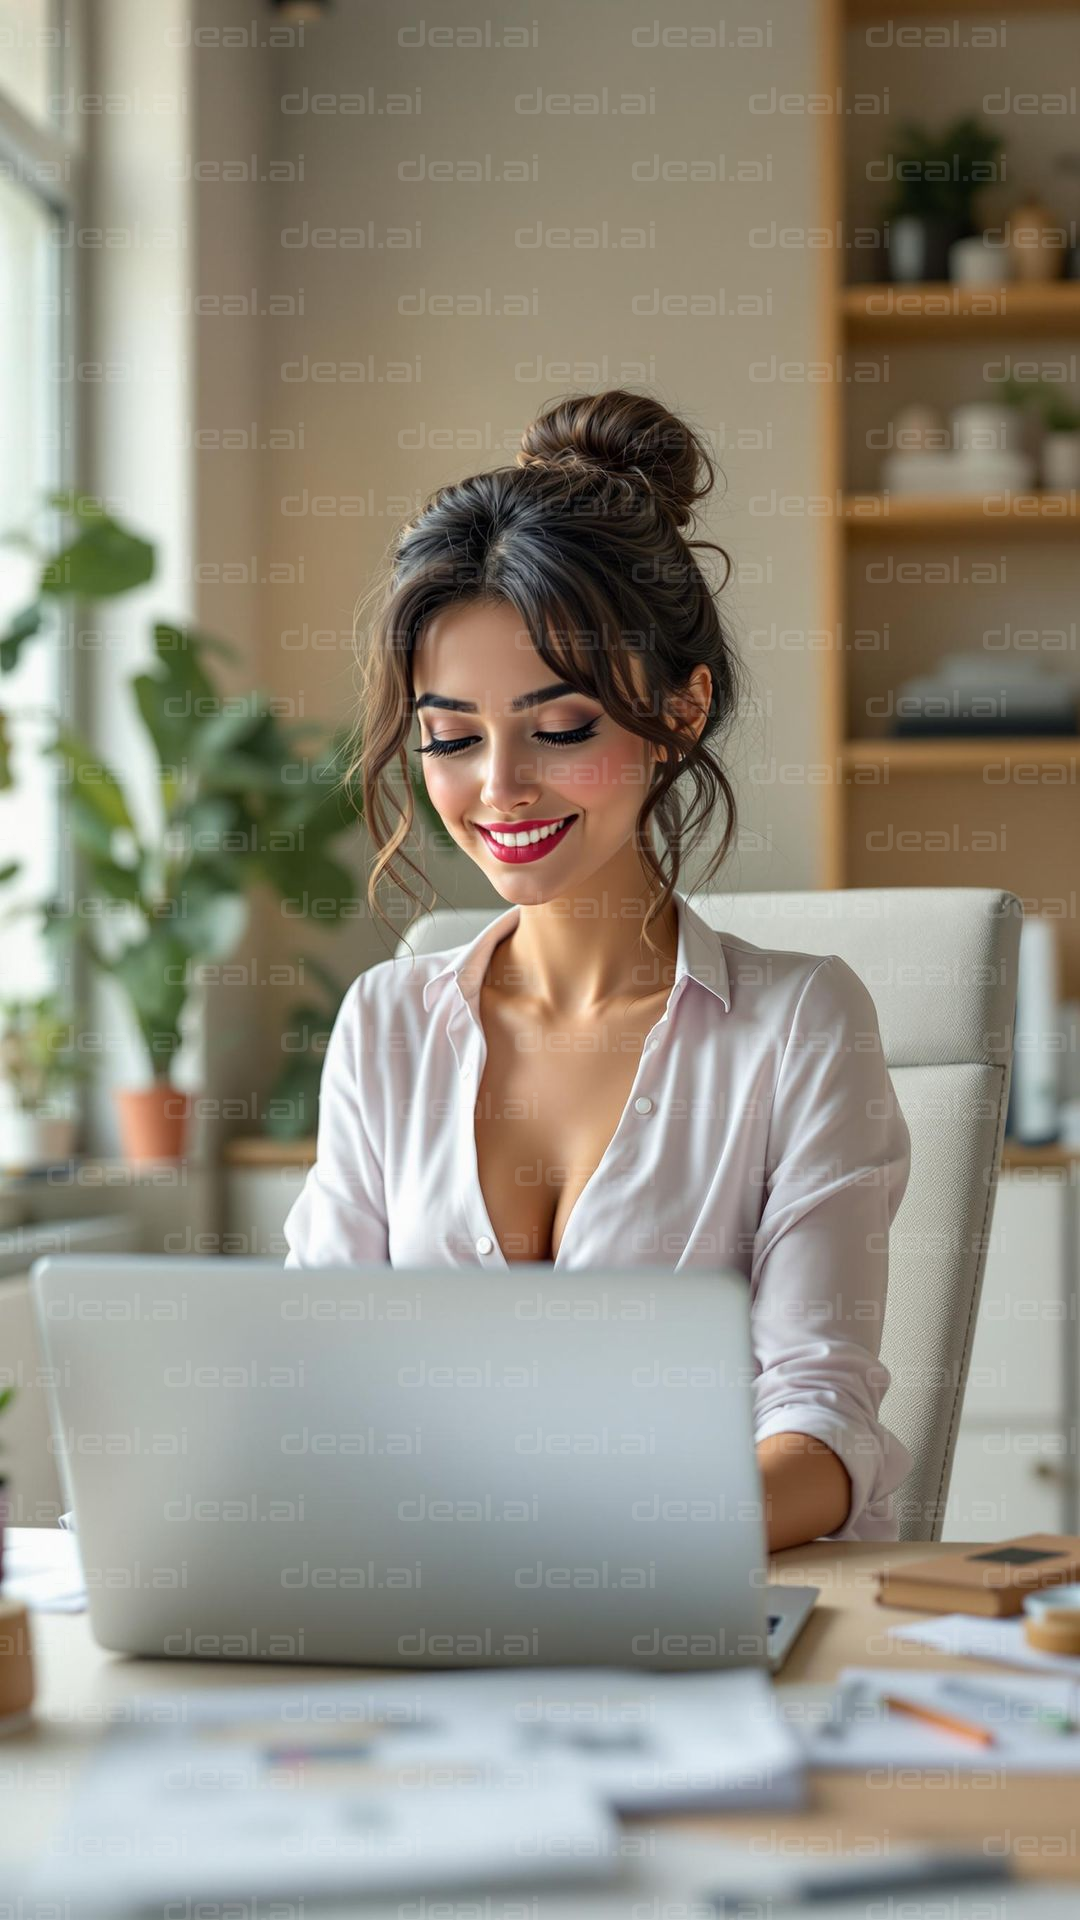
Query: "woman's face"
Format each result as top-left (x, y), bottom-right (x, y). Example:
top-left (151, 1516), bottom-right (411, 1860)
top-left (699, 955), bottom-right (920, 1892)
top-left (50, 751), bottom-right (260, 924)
top-left (411, 599), bottom-right (661, 901)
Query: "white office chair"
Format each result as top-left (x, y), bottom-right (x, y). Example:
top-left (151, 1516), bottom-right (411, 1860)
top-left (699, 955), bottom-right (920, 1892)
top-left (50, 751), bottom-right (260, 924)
top-left (396, 886), bottom-right (1022, 1542)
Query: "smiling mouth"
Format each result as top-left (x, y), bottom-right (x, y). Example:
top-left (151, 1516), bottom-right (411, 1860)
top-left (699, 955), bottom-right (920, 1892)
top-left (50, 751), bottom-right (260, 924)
top-left (475, 814), bottom-right (578, 862)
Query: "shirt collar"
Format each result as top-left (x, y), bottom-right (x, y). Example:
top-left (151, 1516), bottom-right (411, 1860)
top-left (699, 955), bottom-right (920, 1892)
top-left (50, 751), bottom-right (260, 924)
top-left (420, 891), bottom-right (730, 1014)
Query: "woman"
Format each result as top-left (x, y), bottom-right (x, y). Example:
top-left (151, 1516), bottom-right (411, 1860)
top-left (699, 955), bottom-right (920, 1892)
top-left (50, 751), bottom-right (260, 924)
top-left (283, 388), bottom-right (914, 1552)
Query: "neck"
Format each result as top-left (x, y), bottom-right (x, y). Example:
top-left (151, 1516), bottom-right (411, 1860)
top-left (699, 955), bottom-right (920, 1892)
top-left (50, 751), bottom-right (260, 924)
top-left (486, 876), bottom-right (680, 1020)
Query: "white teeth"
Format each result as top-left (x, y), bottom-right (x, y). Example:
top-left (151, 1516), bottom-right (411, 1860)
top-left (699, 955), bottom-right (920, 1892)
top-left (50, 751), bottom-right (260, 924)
top-left (485, 816), bottom-right (572, 848)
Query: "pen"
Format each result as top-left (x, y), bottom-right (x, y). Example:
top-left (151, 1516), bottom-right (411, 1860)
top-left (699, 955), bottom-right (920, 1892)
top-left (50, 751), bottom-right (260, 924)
top-left (880, 1693), bottom-right (998, 1746)
top-left (703, 1849), bottom-right (1014, 1910)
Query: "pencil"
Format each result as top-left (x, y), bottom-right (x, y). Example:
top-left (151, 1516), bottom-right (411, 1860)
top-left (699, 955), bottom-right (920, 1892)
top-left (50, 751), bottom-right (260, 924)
top-left (880, 1693), bottom-right (998, 1747)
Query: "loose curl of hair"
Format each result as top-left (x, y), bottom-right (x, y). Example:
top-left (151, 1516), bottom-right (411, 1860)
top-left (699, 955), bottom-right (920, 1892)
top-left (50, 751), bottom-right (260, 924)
top-left (347, 388), bottom-right (749, 966)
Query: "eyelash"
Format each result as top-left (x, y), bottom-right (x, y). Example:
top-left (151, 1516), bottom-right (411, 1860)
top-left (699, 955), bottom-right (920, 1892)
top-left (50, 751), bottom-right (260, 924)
top-left (415, 720), bottom-right (600, 760)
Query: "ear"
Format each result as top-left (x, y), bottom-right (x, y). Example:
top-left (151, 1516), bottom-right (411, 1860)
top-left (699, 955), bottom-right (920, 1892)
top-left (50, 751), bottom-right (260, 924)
top-left (650, 665), bottom-right (712, 762)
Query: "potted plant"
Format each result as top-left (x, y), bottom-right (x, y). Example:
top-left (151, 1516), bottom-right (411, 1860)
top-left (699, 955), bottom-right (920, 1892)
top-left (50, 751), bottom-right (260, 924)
top-left (0, 1385), bottom-right (15, 1583)
top-left (948, 374), bottom-right (1044, 479)
top-left (0, 495), bottom-right (365, 1162)
top-left (0, 993), bottom-right (90, 1171)
top-left (1036, 393), bottom-right (1080, 489)
top-left (878, 115), bottom-right (1006, 282)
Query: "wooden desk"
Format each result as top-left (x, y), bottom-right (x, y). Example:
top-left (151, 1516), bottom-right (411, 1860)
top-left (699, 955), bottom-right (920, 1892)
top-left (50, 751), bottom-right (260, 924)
top-left (6, 1540), bottom-right (1080, 1889)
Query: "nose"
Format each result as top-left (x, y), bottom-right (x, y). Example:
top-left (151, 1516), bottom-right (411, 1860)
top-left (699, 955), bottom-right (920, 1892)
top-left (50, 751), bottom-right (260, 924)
top-left (478, 734), bottom-right (541, 818)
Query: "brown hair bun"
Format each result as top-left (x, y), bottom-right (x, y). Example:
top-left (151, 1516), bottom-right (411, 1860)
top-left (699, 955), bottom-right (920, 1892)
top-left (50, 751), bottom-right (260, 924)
top-left (517, 388), bottom-right (715, 532)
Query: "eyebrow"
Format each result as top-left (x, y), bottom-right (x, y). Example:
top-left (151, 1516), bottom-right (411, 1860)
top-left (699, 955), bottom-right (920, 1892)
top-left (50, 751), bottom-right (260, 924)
top-left (414, 680), bottom-right (581, 715)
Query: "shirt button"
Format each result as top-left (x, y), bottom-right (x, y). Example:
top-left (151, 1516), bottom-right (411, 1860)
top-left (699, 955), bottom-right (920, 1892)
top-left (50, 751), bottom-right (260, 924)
top-left (476, 1235), bottom-right (494, 1255)
top-left (634, 1096), bottom-right (653, 1116)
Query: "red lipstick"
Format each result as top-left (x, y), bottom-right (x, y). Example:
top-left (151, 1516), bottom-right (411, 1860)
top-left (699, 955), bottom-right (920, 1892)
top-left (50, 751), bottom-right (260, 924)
top-left (475, 814), bottom-right (577, 864)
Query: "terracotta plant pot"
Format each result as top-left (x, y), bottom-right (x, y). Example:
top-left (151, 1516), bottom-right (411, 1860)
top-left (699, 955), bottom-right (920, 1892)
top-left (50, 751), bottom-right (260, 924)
top-left (1008, 199), bottom-right (1067, 283)
top-left (1041, 430), bottom-right (1080, 491)
top-left (114, 1083), bottom-right (192, 1162)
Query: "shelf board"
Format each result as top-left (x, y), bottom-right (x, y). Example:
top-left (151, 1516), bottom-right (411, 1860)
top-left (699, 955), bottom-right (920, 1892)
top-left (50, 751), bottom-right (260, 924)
top-left (224, 1135), bottom-right (316, 1169)
top-left (844, 491), bottom-right (1080, 535)
top-left (842, 736), bottom-right (1080, 772)
top-left (848, 0), bottom-right (1080, 15)
top-left (1001, 1141), bottom-right (1080, 1171)
top-left (841, 281), bottom-right (1080, 339)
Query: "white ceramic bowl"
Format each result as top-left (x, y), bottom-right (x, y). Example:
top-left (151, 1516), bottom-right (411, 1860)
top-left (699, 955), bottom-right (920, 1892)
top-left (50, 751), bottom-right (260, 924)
top-left (1023, 1584), bottom-right (1080, 1620)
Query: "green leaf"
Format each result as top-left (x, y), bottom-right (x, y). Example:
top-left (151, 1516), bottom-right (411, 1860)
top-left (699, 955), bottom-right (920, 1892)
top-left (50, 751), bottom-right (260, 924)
top-left (171, 793), bottom-right (247, 855)
top-left (132, 671), bottom-right (188, 816)
top-left (45, 490), bottom-right (110, 522)
top-left (262, 1058), bottom-right (323, 1140)
top-left (263, 762), bottom-right (352, 837)
top-left (162, 874), bottom-right (250, 960)
top-left (151, 622), bottom-right (241, 699)
top-left (85, 856), bottom-right (145, 908)
top-left (0, 603), bottom-right (43, 674)
top-left (41, 517), bottom-right (155, 599)
top-left (179, 628), bottom-right (242, 668)
top-left (189, 700), bottom-right (268, 769)
top-left (45, 727), bottom-right (137, 834)
top-left (0, 713), bottom-right (12, 791)
top-left (202, 754), bottom-right (292, 794)
top-left (257, 848), bottom-right (358, 919)
top-left (39, 900), bottom-right (81, 952)
top-left (109, 930), bottom-right (190, 1075)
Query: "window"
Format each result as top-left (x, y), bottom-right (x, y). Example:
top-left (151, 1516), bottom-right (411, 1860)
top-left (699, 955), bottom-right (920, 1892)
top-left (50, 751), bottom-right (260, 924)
top-left (0, 0), bottom-right (81, 998)
top-left (0, 0), bottom-right (55, 130)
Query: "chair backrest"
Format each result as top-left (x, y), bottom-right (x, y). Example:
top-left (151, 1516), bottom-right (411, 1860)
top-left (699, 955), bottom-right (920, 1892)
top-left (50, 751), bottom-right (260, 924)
top-left (396, 887), bottom-right (1022, 1542)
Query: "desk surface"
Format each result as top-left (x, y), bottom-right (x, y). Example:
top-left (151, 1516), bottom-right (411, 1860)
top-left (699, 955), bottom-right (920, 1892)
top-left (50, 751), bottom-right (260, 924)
top-left (7, 1539), bottom-right (1080, 1886)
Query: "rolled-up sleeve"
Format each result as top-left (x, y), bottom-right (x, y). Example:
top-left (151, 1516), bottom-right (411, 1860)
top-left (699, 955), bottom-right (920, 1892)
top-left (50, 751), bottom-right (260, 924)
top-left (282, 976), bottom-right (390, 1268)
top-left (749, 954), bottom-right (913, 1542)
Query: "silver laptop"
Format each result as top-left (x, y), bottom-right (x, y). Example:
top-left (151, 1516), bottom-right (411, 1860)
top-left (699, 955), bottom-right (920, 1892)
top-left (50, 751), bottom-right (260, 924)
top-left (30, 1256), bottom-right (818, 1673)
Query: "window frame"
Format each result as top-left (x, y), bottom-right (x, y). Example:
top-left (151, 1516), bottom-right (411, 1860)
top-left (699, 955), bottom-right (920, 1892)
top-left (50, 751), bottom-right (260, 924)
top-left (0, 0), bottom-right (86, 1036)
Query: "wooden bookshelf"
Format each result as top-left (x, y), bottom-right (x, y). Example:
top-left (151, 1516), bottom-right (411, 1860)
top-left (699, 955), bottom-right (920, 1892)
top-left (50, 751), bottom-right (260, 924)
top-left (821, 0), bottom-right (1080, 1014)
top-left (1001, 1140), bottom-right (1080, 1170)
top-left (224, 1135), bottom-right (315, 1168)
top-left (841, 281), bottom-right (1080, 340)
top-left (849, 0), bottom-right (1080, 16)
top-left (840, 737), bottom-right (1080, 772)
top-left (844, 492), bottom-right (1080, 535)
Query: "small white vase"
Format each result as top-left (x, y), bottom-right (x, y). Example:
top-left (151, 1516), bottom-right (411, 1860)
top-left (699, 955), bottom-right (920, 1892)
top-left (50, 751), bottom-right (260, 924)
top-left (948, 233), bottom-right (1012, 287)
top-left (950, 402), bottom-right (1031, 457)
top-left (0, 1109), bottom-right (77, 1172)
top-left (1041, 430), bottom-right (1080, 490)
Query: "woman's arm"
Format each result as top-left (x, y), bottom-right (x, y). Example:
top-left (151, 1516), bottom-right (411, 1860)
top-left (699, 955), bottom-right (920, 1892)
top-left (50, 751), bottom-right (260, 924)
top-left (748, 954), bottom-right (914, 1546)
top-left (282, 975), bottom-right (390, 1268)
top-left (756, 1431), bottom-right (852, 1553)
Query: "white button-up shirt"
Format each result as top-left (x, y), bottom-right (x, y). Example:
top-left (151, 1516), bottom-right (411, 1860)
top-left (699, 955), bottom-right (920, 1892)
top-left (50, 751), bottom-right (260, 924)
top-left (283, 891), bottom-right (914, 1542)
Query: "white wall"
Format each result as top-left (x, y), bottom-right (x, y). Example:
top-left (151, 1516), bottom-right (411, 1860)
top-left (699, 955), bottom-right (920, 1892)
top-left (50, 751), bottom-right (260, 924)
top-left (257, 1), bottom-right (831, 973)
top-left (91, 0), bottom-right (835, 1141)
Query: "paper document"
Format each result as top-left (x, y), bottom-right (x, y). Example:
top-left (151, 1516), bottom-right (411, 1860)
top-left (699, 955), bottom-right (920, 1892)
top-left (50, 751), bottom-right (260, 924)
top-left (890, 1612), bottom-right (1080, 1676)
top-left (23, 1669), bottom-right (806, 1911)
top-left (26, 1731), bottom-right (618, 1910)
top-left (787, 1666), bottom-right (1080, 1771)
top-left (121, 1666), bottom-right (806, 1814)
top-left (2, 1527), bottom-right (86, 1612)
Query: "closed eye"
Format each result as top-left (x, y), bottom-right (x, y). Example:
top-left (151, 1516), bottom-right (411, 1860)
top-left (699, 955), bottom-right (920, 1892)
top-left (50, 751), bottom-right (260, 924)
top-left (415, 720), bottom-right (600, 759)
